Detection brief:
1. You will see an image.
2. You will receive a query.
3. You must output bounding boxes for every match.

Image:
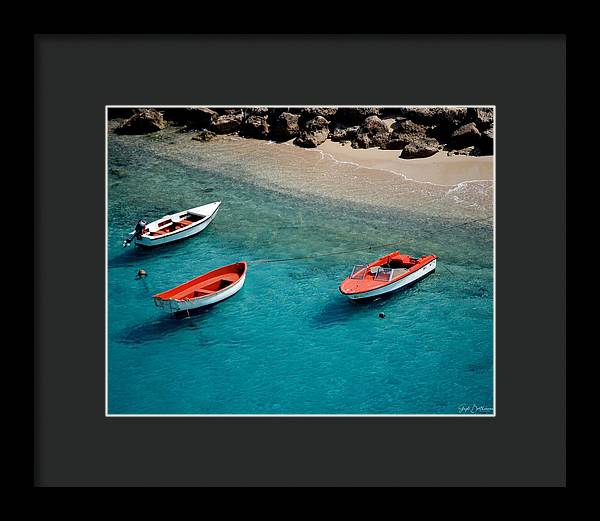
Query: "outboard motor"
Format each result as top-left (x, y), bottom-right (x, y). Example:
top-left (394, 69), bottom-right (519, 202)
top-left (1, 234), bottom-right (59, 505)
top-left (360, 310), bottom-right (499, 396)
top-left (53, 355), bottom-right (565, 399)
top-left (134, 219), bottom-right (148, 238)
top-left (123, 219), bottom-right (148, 247)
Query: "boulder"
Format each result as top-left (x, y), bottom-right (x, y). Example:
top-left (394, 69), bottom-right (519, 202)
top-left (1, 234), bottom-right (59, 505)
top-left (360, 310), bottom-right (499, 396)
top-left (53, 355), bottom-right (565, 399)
top-left (384, 118), bottom-right (429, 149)
top-left (331, 125), bottom-right (359, 142)
top-left (449, 122), bottom-right (481, 148)
top-left (270, 112), bottom-right (300, 141)
top-left (396, 107), bottom-right (471, 142)
top-left (247, 107), bottom-right (269, 117)
top-left (400, 138), bottom-right (441, 159)
top-left (215, 108), bottom-right (244, 116)
top-left (114, 109), bottom-right (166, 135)
top-left (351, 116), bottom-right (390, 149)
top-left (241, 115), bottom-right (270, 139)
top-left (336, 107), bottom-right (382, 125)
top-left (107, 108), bottom-right (137, 119)
top-left (267, 107), bottom-right (290, 121)
top-left (298, 107), bottom-right (338, 126)
top-left (210, 114), bottom-right (243, 134)
top-left (479, 126), bottom-right (494, 155)
top-left (467, 107), bottom-right (494, 130)
top-left (192, 130), bottom-right (216, 142)
top-left (391, 118), bottom-right (428, 136)
top-left (160, 107), bottom-right (218, 128)
top-left (294, 116), bottom-right (329, 148)
top-left (396, 107), bottom-right (469, 129)
top-left (447, 146), bottom-right (476, 156)
top-left (379, 107), bottom-right (405, 119)
top-left (384, 138), bottom-right (407, 150)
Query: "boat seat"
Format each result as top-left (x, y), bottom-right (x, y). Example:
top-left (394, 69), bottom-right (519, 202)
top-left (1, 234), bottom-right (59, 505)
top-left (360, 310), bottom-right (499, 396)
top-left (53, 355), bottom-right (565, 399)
top-left (179, 219), bottom-right (194, 226)
top-left (191, 289), bottom-right (214, 297)
top-left (170, 274), bottom-right (238, 300)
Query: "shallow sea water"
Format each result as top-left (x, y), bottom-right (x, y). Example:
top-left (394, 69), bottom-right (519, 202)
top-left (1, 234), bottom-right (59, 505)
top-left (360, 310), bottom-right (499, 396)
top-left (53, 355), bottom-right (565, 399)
top-left (107, 126), bottom-right (494, 414)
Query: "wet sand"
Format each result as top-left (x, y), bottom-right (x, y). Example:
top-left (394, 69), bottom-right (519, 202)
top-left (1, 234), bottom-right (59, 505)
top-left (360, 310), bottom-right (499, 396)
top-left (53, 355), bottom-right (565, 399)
top-left (317, 140), bottom-right (494, 186)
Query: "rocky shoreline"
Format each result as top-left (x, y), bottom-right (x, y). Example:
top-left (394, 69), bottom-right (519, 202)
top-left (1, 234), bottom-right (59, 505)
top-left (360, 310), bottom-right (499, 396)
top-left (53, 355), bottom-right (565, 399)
top-left (109, 106), bottom-right (494, 159)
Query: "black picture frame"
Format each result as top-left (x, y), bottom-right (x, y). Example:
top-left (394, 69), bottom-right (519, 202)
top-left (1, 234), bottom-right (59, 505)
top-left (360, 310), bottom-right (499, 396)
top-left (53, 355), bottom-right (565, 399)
top-left (34, 34), bottom-right (566, 486)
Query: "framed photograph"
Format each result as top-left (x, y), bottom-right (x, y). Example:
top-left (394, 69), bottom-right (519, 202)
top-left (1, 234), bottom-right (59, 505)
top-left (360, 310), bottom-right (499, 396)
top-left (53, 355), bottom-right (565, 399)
top-left (106, 105), bottom-right (495, 417)
top-left (35, 34), bottom-right (565, 486)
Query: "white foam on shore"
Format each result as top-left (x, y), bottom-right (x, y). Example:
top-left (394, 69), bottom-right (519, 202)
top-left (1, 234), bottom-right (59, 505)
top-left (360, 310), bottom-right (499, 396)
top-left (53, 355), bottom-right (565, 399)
top-left (284, 141), bottom-right (493, 192)
top-left (271, 138), bottom-right (494, 212)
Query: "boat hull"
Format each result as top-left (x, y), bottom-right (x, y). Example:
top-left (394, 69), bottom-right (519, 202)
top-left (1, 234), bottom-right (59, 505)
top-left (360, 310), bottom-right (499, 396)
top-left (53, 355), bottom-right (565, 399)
top-left (342, 258), bottom-right (436, 300)
top-left (134, 203), bottom-right (220, 248)
top-left (154, 271), bottom-right (246, 314)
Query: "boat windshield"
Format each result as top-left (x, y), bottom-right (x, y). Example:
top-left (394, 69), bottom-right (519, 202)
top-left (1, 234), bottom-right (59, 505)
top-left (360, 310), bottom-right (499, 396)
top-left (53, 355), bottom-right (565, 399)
top-left (374, 267), bottom-right (393, 282)
top-left (350, 265), bottom-right (368, 280)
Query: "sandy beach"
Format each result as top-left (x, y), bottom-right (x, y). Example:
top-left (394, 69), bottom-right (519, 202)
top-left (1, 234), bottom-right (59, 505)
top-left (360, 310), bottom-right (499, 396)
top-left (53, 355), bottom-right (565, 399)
top-left (317, 139), bottom-right (493, 186)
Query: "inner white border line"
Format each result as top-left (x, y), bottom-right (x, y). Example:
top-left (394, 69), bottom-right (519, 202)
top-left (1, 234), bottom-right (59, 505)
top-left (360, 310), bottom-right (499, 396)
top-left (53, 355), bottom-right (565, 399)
top-left (105, 105), bottom-right (496, 418)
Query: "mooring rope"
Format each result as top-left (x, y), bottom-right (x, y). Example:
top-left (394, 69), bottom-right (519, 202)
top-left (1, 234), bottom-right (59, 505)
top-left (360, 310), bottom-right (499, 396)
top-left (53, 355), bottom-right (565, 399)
top-left (247, 214), bottom-right (493, 265)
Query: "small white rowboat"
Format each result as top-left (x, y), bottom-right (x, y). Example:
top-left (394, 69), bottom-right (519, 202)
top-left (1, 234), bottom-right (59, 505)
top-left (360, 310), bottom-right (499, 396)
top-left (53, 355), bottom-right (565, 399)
top-left (123, 201), bottom-right (221, 248)
top-left (153, 262), bottom-right (247, 314)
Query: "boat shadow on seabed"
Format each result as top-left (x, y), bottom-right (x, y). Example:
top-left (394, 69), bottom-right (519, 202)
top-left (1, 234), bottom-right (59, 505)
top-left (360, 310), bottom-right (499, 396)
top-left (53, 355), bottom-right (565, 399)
top-left (120, 307), bottom-right (215, 345)
top-left (311, 282), bottom-right (425, 330)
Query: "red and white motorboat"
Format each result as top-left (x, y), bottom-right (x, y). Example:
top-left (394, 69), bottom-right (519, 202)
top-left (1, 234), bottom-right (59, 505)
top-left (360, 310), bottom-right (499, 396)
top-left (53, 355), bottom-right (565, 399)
top-left (339, 251), bottom-right (437, 300)
top-left (153, 262), bottom-right (247, 313)
top-left (123, 201), bottom-right (221, 248)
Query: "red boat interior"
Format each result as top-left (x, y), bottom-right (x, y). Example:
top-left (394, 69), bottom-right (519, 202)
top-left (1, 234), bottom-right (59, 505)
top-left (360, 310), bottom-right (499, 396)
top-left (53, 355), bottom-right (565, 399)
top-left (154, 262), bottom-right (246, 301)
top-left (145, 213), bottom-right (204, 237)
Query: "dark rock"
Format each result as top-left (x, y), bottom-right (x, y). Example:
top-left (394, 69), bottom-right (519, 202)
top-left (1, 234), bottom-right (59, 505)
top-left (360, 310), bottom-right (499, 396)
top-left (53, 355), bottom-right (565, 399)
top-left (294, 116), bottom-right (329, 148)
top-left (107, 108), bottom-right (137, 119)
top-left (331, 125), bottom-right (359, 142)
top-left (241, 115), bottom-right (270, 139)
top-left (396, 107), bottom-right (469, 129)
top-left (210, 114), bottom-right (243, 134)
top-left (161, 107), bottom-right (218, 128)
top-left (449, 122), bottom-right (481, 148)
top-left (400, 138), bottom-right (441, 159)
top-left (384, 138), bottom-right (407, 150)
top-left (396, 107), bottom-right (470, 143)
top-left (352, 116), bottom-right (390, 149)
top-left (114, 109), bottom-right (166, 135)
top-left (379, 107), bottom-right (404, 119)
top-left (215, 108), bottom-right (244, 116)
top-left (271, 112), bottom-right (300, 141)
top-left (479, 126), bottom-right (494, 155)
top-left (467, 107), bottom-right (494, 130)
top-left (267, 107), bottom-right (288, 121)
top-left (336, 107), bottom-right (382, 125)
top-left (384, 118), bottom-right (429, 149)
top-left (247, 107), bottom-right (269, 117)
top-left (447, 146), bottom-right (476, 156)
top-left (191, 130), bottom-right (216, 142)
top-left (298, 107), bottom-right (338, 126)
top-left (391, 118), bottom-right (428, 136)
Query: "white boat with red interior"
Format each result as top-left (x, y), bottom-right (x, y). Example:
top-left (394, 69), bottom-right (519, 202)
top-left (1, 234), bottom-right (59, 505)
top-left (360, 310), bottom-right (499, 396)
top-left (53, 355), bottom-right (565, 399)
top-left (153, 262), bottom-right (247, 313)
top-left (339, 251), bottom-right (437, 300)
top-left (123, 201), bottom-right (221, 248)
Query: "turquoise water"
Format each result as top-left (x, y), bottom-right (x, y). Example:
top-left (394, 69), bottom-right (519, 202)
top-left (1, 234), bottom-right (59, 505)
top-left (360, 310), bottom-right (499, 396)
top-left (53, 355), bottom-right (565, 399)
top-left (107, 127), bottom-right (494, 414)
